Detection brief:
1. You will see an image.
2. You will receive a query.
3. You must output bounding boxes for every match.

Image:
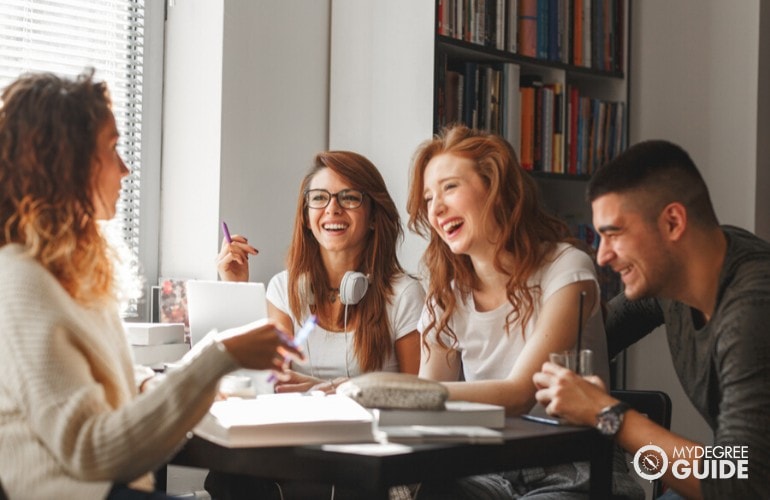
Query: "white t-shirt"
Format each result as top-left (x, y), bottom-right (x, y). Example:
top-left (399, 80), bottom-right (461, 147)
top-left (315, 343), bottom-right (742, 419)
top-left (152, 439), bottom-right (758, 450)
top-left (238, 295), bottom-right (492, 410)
top-left (267, 270), bottom-right (425, 379)
top-left (419, 243), bottom-right (610, 387)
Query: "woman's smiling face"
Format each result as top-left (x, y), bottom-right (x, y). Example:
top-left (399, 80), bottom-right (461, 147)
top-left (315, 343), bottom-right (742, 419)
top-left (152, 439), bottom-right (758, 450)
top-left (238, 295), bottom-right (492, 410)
top-left (423, 153), bottom-right (498, 258)
top-left (305, 167), bottom-right (371, 258)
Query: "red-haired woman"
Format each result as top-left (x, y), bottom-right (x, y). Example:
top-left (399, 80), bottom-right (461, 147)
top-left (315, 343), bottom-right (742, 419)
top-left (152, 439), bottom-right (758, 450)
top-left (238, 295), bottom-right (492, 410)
top-left (407, 125), bottom-right (640, 499)
top-left (218, 151), bottom-right (423, 391)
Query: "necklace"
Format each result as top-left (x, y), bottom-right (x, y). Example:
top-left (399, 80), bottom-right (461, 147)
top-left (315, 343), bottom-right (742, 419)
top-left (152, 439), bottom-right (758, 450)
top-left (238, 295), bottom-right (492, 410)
top-left (328, 287), bottom-right (340, 303)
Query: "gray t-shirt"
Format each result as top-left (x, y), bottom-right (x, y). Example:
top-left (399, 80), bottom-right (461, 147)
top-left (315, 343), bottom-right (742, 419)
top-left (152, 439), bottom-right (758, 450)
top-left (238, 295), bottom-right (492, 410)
top-left (607, 225), bottom-right (770, 498)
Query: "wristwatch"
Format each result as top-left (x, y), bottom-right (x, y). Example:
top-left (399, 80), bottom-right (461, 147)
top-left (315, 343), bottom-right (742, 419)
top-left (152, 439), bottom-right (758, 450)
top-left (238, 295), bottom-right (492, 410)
top-left (596, 401), bottom-right (631, 437)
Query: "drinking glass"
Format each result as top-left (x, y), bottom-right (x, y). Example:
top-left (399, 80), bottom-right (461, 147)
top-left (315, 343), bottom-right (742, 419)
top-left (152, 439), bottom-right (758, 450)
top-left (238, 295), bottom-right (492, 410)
top-left (549, 349), bottom-right (594, 376)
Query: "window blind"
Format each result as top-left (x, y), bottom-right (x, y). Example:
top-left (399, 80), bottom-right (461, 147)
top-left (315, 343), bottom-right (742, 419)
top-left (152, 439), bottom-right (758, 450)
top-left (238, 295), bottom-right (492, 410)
top-left (0, 0), bottom-right (147, 316)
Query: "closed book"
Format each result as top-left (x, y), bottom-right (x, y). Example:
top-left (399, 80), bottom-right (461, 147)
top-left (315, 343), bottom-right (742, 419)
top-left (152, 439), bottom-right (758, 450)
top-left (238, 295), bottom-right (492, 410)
top-left (502, 63), bottom-right (521, 152)
top-left (573, 0), bottom-right (583, 66)
top-left (124, 322), bottom-right (185, 345)
top-left (380, 425), bottom-right (503, 444)
top-left (131, 343), bottom-right (189, 369)
top-left (541, 85), bottom-right (554, 173)
top-left (445, 70), bottom-right (462, 125)
top-left (519, 85), bottom-right (535, 170)
top-left (517, 0), bottom-right (537, 57)
top-left (374, 401), bottom-right (505, 429)
top-left (507, 0), bottom-right (518, 53)
top-left (536, 0), bottom-right (549, 59)
top-left (567, 86), bottom-right (579, 174)
top-left (194, 394), bottom-right (376, 448)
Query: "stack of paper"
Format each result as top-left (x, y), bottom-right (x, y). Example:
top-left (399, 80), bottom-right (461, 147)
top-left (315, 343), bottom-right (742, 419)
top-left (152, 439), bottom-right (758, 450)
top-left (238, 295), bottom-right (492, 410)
top-left (194, 394), bottom-right (376, 448)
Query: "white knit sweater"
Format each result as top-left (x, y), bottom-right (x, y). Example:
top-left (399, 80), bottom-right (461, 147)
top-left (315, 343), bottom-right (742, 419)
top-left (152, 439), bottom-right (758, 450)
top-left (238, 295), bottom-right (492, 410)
top-left (0, 245), bottom-right (238, 499)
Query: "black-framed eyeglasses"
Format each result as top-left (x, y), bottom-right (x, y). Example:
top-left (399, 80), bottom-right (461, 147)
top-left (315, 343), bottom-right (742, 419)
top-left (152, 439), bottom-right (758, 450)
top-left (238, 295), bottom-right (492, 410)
top-left (304, 189), bottom-right (366, 209)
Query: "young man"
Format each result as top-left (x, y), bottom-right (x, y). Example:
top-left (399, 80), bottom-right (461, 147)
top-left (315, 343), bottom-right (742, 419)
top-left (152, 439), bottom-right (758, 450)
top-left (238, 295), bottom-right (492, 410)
top-left (533, 140), bottom-right (770, 499)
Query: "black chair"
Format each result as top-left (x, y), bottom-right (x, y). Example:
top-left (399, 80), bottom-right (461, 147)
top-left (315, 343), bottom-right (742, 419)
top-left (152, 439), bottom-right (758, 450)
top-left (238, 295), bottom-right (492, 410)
top-left (611, 389), bottom-right (672, 498)
top-left (0, 479), bottom-right (8, 500)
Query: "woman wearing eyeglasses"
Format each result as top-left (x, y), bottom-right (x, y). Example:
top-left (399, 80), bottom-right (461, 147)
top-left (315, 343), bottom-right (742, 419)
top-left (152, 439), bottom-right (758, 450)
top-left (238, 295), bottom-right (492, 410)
top-left (217, 151), bottom-right (424, 392)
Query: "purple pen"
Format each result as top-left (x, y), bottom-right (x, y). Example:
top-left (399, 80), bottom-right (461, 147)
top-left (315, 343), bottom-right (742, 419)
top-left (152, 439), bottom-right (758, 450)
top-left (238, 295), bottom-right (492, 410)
top-left (222, 221), bottom-right (232, 243)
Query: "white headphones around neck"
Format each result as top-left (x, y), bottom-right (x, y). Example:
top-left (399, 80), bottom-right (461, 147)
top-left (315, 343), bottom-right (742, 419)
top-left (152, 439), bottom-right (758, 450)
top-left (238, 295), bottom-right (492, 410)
top-left (300, 271), bottom-right (370, 306)
top-left (338, 271), bottom-right (369, 305)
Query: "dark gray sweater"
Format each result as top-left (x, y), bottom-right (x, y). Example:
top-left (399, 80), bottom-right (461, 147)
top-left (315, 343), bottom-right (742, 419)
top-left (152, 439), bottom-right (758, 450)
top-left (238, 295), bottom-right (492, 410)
top-left (606, 225), bottom-right (770, 499)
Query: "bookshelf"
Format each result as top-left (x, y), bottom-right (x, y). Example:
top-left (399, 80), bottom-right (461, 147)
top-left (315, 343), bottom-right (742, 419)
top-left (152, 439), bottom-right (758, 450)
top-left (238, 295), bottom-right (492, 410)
top-left (435, 0), bottom-right (628, 177)
top-left (433, 0), bottom-right (629, 303)
top-left (328, 1), bottom-right (628, 290)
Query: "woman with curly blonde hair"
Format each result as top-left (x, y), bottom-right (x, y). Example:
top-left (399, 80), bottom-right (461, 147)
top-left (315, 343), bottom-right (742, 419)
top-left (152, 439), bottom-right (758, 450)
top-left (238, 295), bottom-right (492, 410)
top-left (0, 70), bottom-right (300, 499)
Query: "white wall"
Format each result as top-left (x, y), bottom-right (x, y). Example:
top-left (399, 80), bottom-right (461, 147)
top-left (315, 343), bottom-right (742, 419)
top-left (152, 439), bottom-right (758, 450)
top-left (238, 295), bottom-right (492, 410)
top-left (629, 0), bottom-right (761, 230)
top-left (329, 0), bottom-right (435, 275)
top-left (626, 0), bottom-right (767, 445)
top-left (161, 0), bottom-right (330, 284)
top-left (161, 0), bottom-right (225, 280)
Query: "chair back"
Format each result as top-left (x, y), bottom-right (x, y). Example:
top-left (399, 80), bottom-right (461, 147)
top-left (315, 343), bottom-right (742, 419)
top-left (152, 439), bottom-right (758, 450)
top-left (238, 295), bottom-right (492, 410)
top-left (611, 389), bottom-right (671, 430)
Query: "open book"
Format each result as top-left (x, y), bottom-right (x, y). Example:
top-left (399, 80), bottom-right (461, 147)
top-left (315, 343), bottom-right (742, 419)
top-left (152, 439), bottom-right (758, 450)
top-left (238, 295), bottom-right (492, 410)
top-left (194, 394), bottom-right (376, 448)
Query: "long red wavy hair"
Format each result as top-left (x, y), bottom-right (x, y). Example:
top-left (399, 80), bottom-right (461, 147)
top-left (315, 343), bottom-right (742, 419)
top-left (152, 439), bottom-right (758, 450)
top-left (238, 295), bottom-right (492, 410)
top-left (407, 125), bottom-right (572, 354)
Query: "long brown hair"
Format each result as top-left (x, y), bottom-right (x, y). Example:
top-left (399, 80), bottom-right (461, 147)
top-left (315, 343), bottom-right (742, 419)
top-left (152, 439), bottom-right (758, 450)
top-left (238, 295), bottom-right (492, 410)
top-left (0, 70), bottom-right (116, 305)
top-left (286, 151), bottom-right (404, 371)
top-left (407, 125), bottom-right (571, 353)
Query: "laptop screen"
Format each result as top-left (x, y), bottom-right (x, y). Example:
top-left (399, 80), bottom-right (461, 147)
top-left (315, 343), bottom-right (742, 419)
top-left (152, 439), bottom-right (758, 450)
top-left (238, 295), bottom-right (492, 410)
top-left (186, 280), bottom-right (267, 346)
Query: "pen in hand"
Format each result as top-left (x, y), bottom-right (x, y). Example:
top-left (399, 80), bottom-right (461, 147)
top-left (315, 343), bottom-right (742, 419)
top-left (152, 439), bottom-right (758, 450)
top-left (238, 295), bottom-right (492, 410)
top-left (267, 315), bottom-right (317, 383)
top-left (222, 220), bottom-right (232, 243)
top-left (292, 315), bottom-right (317, 347)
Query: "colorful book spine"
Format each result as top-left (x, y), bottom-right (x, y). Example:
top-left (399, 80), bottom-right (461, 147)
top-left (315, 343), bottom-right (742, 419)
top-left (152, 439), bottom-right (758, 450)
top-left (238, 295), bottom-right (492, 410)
top-left (518, 0), bottom-right (537, 57)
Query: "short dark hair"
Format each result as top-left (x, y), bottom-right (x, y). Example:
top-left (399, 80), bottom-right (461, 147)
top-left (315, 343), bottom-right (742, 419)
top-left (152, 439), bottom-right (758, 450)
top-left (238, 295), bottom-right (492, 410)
top-left (587, 139), bottom-right (719, 227)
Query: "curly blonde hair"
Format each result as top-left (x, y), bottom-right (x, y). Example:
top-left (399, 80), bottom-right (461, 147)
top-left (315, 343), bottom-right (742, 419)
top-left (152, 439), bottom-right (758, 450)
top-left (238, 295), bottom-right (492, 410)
top-left (0, 70), bottom-right (117, 305)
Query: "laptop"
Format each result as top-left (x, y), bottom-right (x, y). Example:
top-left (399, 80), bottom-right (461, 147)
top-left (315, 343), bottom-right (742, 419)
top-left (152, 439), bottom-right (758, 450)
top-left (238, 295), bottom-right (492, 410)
top-left (186, 280), bottom-right (267, 346)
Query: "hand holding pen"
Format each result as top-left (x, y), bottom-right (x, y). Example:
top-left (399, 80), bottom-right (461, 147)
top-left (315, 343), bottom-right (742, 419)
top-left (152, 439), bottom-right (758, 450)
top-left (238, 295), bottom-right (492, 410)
top-left (218, 318), bottom-right (303, 372)
top-left (268, 315), bottom-right (317, 384)
top-left (217, 221), bottom-right (258, 282)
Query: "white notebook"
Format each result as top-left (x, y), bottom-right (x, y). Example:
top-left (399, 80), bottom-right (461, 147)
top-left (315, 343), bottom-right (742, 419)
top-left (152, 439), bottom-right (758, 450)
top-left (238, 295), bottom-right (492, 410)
top-left (186, 280), bottom-right (267, 346)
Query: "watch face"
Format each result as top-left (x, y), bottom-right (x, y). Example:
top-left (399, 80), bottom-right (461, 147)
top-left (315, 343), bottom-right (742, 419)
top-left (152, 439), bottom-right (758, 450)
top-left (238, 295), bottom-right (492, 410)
top-left (597, 402), bottom-right (630, 437)
top-left (598, 412), bottom-right (621, 435)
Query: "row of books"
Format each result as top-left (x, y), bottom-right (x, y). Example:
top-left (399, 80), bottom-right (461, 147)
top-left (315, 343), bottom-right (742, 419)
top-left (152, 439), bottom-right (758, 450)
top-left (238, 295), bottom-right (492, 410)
top-left (436, 59), bottom-right (625, 175)
top-left (436, 58), bottom-right (521, 152)
top-left (565, 89), bottom-right (625, 175)
top-left (438, 0), bottom-right (508, 50)
top-left (521, 77), bottom-right (626, 175)
top-left (438, 0), bottom-right (624, 73)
